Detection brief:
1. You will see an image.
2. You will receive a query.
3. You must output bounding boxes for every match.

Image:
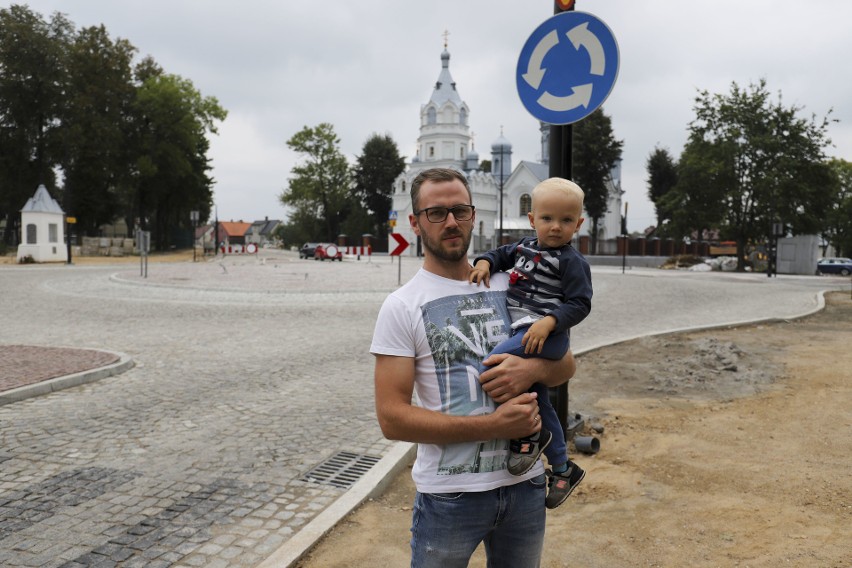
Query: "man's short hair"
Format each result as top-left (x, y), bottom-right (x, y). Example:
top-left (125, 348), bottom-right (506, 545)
top-left (410, 168), bottom-right (472, 211)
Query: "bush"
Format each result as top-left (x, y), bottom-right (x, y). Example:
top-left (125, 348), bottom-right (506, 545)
top-left (18, 254), bottom-right (35, 264)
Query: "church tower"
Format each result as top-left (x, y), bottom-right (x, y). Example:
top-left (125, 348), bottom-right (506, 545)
top-left (412, 33), bottom-right (471, 170)
top-left (392, 35), bottom-right (498, 255)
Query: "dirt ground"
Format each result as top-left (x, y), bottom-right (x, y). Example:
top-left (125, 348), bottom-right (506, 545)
top-left (297, 291), bottom-right (852, 568)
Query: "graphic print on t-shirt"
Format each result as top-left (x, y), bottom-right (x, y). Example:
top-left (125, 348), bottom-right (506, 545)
top-left (421, 290), bottom-right (512, 475)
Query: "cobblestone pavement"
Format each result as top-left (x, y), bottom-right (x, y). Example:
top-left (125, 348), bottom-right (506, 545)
top-left (0, 345), bottom-right (118, 393)
top-left (0, 250), bottom-right (846, 567)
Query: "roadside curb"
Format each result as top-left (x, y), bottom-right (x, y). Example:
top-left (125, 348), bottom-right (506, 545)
top-left (257, 442), bottom-right (416, 568)
top-left (572, 289), bottom-right (828, 358)
top-left (0, 349), bottom-right (135, 406)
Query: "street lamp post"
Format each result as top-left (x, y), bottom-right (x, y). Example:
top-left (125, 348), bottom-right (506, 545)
top-left (498, 143), bottom-right (504, 247)
top-left (190, 210), bottom-right (199, 262)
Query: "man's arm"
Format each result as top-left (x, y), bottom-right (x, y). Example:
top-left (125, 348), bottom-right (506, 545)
top-left (374, 354), bottom-right (543, 444)
top-left (478, 350), bottom-right (576, 404)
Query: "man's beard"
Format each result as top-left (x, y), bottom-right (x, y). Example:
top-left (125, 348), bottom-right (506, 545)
top-left (420, 226), bottom-right (472, 262)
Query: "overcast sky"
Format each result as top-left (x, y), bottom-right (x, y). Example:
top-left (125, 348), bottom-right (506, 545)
top-left (19, 0), bottom-right (852, 232)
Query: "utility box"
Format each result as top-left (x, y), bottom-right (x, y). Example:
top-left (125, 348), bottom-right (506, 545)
top-left (777, 235), bottom-right (820, 275)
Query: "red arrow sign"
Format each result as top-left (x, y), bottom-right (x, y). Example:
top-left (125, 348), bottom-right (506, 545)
top-left (389, 233), bottom-right (410, 256)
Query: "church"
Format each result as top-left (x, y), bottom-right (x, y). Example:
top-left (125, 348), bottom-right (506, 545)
top-left (391, 41), bottom-right (623, 255)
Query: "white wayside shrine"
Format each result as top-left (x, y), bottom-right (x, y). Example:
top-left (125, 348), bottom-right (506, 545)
top-left (16, 184), bottom-right (69, 263)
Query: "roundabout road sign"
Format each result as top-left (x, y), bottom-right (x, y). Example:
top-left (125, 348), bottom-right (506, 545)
top-left (516, 11), bottom-right (619, 125)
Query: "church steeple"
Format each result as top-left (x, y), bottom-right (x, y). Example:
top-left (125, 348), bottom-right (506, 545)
top-left (430, 31), bottom-right (462, 108)
top-left (414, 33), bottom-right (471, 169)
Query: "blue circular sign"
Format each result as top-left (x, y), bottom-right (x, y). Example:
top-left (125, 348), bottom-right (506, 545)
top-left (516, 12), bottom-right (620, 125)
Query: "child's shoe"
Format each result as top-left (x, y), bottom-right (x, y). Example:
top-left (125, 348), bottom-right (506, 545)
top-left (545, 461), bottom-right (585, 509)
top-left (507, 427), bottom-right (552, 475)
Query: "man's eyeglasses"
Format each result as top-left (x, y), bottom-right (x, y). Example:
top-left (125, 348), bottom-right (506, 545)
top-left (414, 204), bottom-right (475, 223)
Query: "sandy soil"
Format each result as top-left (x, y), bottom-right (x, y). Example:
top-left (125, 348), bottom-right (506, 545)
top-left (296, 291), bottom-right (852, 568)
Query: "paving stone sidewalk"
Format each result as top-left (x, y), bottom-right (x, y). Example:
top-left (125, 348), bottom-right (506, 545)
top-left (0, 345), bottom-right (119, 393)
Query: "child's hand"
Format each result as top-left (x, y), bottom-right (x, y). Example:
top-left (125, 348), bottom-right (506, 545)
top-left (521, 317), bottom-right (557, 354)
top-left (468, 260), bottom-right (491, 287)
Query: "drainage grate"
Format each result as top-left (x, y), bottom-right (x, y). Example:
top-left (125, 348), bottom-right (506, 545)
top-left (301, 451), bottom-right (381, 489)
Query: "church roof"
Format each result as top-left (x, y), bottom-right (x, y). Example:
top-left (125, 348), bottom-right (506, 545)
top-left (520, 160), bottom-right (548, 181)
top-left (429, 49), bottom-right (463, 107)
top-left (21, 184), bottom-right (64, 214)
top-left (491, 134), bottom-right (512, 152)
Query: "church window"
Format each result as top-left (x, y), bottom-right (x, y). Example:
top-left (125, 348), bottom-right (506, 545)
top-left (520, 194), bottom-right (532, 216)
top-left (401, 180), bottom-right (406, 194)
top-left (428, 146), bottom-right (435, 158)
top-left (49, 224), bottom-right (58, 243)
top-left (26, 224), bottom-right (37, 244)
top-left (460, 146), bottom-right (465, 159)
top-left (427, 107), bottom-right (436, 125)
top-left (460, 108), bottom-right (467, 126)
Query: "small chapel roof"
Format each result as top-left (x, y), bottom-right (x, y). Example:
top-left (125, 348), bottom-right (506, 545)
top-left (21, 184), bottom-right (64, 215)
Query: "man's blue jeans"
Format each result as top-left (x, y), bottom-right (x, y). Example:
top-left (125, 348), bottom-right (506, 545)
top-left (410, 474), bottom-right (547, 567)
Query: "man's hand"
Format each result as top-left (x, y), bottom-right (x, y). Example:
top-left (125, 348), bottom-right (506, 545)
top-left (480, 350), bottom-right (576, 404)
top-left (521, 316), bottom-right (557, 354)
top-left (491, 392), bottom-right (541, 439)
top-left (468, 259), bottom-right (492, 287)
top-left (479, 353), bottom-right (537, 403)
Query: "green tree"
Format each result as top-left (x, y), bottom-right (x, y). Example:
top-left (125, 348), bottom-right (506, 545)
top-left (662, 140), bottom-right (728, 241)
top-left (281, 123), bottom-right (352, 241)
top-left (58, 24), bottom-right (137, 239)
top-left (823, 159), bottom-right (852, 257)
top-left (572, 108), bottom-right (623, 254)
top-left (129, 72), bottom-right (226, 249)
top-left (673, 80), bottom-right (834, 270)
top-left (645, 146), bottom-right (678, 231)
top-left (0, 5), bottom-right (72, 244)
top-left (353, 133), bottom-right (405, 242)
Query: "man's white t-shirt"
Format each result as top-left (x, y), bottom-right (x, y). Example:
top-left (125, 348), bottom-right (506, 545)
top-left (370, 268), bottom-right (545, 493)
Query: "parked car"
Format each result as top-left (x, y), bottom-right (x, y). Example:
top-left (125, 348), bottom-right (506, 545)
top-left (299, 242), bottom-right (320, 259)
top-left (314, 243), bottom-right (343, 261)
top-left (816, 257), bottom-right (852, 276)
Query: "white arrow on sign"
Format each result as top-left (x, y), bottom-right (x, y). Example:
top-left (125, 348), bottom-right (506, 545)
top-left (521, 29), bottom-right (559, 90)
top-left (538, 83), bottom-right (593, 111)
top-left (566, 22), bottom-right (605, 76)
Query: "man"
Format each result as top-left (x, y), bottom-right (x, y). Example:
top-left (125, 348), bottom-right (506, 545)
top-left (371, 167), bottom-right (576, 567)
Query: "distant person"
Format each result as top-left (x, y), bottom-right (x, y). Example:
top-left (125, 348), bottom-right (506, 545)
top-left (469, 177), bottom-right (592, 509)
top-left (371, 168), bottom-right (575, 567)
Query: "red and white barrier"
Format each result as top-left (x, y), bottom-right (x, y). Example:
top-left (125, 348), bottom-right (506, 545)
top-left (341, 245), bottom-right (371, 256)
top-left (220, 243), bottom-right (258, 254)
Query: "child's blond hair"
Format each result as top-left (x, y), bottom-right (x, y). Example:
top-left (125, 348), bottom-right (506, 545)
top-left (531, 178), bottom-right (585, 207)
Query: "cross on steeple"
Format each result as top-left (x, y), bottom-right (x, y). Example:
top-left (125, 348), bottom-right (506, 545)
top-left (442, 29), bottom-right (450, 49)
